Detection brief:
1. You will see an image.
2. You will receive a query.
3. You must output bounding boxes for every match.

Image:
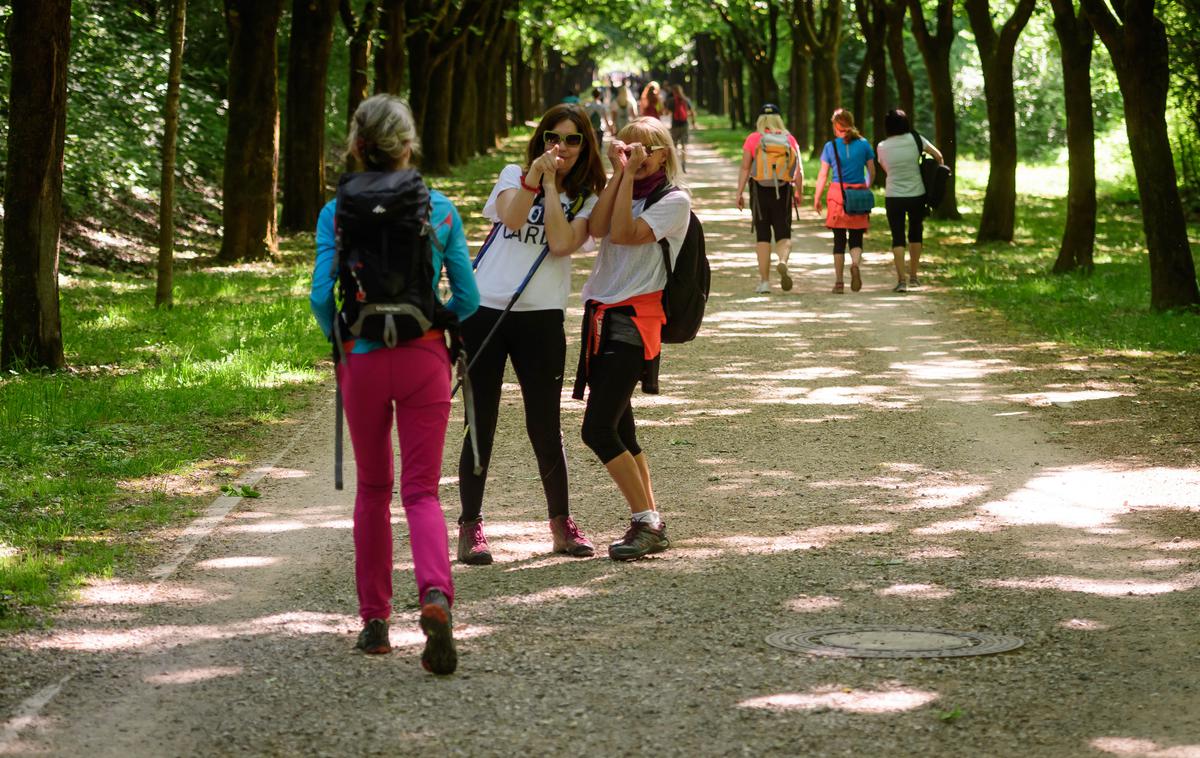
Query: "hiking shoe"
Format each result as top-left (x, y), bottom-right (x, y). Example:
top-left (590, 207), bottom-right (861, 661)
top-left (754, 281), bottom-right (769, 294)
top-left (776, 262), bottom-right (793, 291)
top-left (355, 618), bottom-right (391, 655)
top-left (892, 280), bottom-right (907, 293)
top-left (908, 276), bottom-right (921, 288)
top-left (457, 518), bottom-right (493, 565)
top-left (419, 589), bottom-right (457, 675)
top-left (608, 519), bottom-right (670, 561)
top-left (850, 264), bottom-right (862, 292)
top-left (832, 281), bottom-right (845, 294)
top-left (550, 515), bottom-right (595, 557)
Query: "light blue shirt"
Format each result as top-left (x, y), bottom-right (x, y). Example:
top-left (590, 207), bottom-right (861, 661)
top-left (310, 190), bottom-right (479, 353)
top-left (821, 138), bottom-right (875, 184)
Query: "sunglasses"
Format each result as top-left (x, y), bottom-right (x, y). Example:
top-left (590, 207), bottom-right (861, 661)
top-left (543, 130), bottom-right (584, 147)
top-left (621, 144), bottom-right (667, 156)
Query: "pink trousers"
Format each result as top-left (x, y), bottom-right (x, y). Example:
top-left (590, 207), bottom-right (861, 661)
top-left (337, 338), bottom-right (454, 621)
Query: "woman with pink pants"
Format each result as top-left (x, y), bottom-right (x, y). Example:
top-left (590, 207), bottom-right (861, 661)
top-left (311, 95), bottom-right (478, 673)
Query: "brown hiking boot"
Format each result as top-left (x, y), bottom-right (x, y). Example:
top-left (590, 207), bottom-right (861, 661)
top-left (608, 518), bottom-right (670, 561)
top-left (457, 518), bottom-right (493, 565)
top-left (549, 515), bottom-right (594, 557)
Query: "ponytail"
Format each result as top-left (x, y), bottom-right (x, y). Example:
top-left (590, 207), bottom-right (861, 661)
top-left (831, 108), bottom-right (861, 145)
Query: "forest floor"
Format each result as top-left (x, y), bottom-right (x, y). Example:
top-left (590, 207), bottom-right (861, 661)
top-left (2, 138), bottom-right (1199, 757)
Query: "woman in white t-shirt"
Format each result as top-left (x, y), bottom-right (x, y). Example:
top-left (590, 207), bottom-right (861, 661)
top-left (456, 104), bottom-right (606, 565)
top-left (573, 116), bottom-right (691, 562)
top-left (876, 108), bottom-right (943, 292)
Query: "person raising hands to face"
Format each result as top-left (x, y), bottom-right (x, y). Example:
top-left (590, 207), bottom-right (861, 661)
top-left (578, 117), bottom-right (692, 562)
top-left (455, 104), bottom-right (606, 566)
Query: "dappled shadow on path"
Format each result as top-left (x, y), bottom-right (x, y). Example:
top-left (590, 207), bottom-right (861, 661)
top-left (4, 142), bottom-right (1198, 758)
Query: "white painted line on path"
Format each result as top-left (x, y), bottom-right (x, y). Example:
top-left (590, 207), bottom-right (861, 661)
top-left (0, 392), bottom-right (333, 754)
top-left (0, 676), bottom-right (69, 754)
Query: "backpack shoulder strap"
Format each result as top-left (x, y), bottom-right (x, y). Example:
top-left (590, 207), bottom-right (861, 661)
top-left (911, 131), bottom-right (923, 161)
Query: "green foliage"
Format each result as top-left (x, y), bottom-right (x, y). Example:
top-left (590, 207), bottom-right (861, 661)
top-left (952, 8), bottom-right (1124, 163)
top-left (0, 248), bottom-right (328, 627)
top-left (1165, 0), bottom-right (1200, 209)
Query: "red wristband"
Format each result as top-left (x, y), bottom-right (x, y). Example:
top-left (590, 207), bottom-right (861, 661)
top-left (519, 174), bottom-right (539, 193)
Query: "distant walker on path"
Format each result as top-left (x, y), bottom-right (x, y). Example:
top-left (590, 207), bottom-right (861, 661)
top-left (876, 108), bottom-right (944, 292)
top-left (735, 103), bottom-right (803, 294)
top-left (812, 108), bottom-right (875, 294)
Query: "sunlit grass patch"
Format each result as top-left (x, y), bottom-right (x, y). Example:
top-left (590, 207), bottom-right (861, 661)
top-left (925, 162), bottom-right (1200, 355)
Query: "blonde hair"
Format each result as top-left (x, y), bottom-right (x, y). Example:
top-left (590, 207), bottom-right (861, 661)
top-left (347, 95), bottom-right (420, 170)
top-left (617, 117), bottom-right (683, 188)
top-left (832, 108), bottom-right (861, 144)
top-left (756, 113), bottom-right (787, 133)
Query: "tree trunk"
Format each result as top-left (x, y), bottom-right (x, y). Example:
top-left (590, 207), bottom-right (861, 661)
top-left (450, 43), bottom-right (476, 166)
top-left (976, 57), bottom-right (1019, 242)
top-left (406, 27), bottom-right (432, 125)
top-left (282, 0), bottom-right (336, 233)
top-left (853, 55), bottom-right (868, 125)
top-left (858, 0), bottom-right (889, 149)
top-left (531, 36), bottom-right (543, 116)
top-left (909, 0), bottom-right (960, 218)
top-left (728, 56), bottom-right (746, 128)
top-left (1050, 0), bottom-right (1096, 275)
top-left (964, 0), bottom-right (1036, 243)
top-left (811, 48), bottom-right (826, 152)
top-left (339, 0), bottom-right (377, 130)
top-left (156, 0), bottom-right (186, 309)
top-left (1082, 0), bottom-right (1200, 309)
top-left (220, 0), bottom-right (283, 262)
top-left (885, 0), bottom-right (914, 121)
top-left (1, 0), bottom-right (70, 370)
top-left (543, 46), bottom-right (561, 107)
top-left (373, 0), bottom-right (405, 94)
top-left (789, 42), bottom-right (810, 149)
top-left (486, 16), bottom-right (514, 147)
top-left (512, 24), bottom-right (532, 124)
top-left (421, 53), bottom-right (456, 174)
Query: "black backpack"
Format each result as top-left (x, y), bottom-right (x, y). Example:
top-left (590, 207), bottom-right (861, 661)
top-left (912, 131), bottom-right (950, 214)
top-left (332, 169), bottom-right (456, 355)
top-left (643, 183), bottom-right (709, 344)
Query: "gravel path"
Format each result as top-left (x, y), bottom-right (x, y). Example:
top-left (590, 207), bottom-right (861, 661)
top-left (2, 140), bottom-right (1199, 757)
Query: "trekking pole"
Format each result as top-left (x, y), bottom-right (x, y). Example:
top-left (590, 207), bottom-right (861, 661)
top-left (334, 382), bottom-right (344, 490)
top-left (450, 244), bottom-right (550, 398)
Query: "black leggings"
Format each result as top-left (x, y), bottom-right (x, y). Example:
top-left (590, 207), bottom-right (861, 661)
top-left (885, 195), bottom-right (926, 248)
top-left (458, 307), bottom-right (568, 522)
top-left (581, 341), bottom-right (644, 464)
top-left (752, 183), bottom-right (793, 243)
top-left (832, 228), bottom-right (865, 255)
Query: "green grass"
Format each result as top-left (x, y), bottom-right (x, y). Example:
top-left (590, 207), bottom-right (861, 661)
top-left (0, 130), bottom-right (530, 628)
top-left (927, 159), bottom-right (1200, 356)
top-left (695, 112), bottom-right (1200, 356)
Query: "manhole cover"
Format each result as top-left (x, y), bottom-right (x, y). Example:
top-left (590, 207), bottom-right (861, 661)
top-left (766, 625), bottom-right (1024, 659)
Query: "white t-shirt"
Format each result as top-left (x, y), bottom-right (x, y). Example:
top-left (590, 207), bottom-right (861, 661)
top-left (876, 134), bottom-right (933, 198)
top-left (582, 190), bottom-right (691, 304)
top-left (477, 164), bottom-right (598, 312)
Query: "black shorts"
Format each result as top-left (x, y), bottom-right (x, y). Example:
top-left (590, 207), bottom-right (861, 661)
top-left (751, 182), bottom-right (793, 243)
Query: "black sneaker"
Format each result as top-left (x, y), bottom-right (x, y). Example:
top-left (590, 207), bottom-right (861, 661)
top-left (608, 519), bottom-right (670, 561)
top-left (355, 618), bottom-right (391, 655)
top-left (419, 588), bottom-right (457, 675)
